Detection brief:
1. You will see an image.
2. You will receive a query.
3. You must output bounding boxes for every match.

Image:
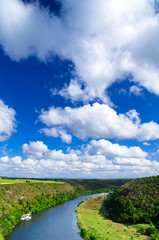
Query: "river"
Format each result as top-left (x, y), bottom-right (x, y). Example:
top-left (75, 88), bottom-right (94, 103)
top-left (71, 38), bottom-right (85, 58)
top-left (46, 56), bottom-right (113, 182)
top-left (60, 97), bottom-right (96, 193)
top-left (7, 193), bottom-right (105, 240)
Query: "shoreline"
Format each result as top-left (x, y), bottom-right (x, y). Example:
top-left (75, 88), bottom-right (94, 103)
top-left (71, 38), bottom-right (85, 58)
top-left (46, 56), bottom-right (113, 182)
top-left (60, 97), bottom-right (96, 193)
top-left (77, 195), bottom-right (149, 240)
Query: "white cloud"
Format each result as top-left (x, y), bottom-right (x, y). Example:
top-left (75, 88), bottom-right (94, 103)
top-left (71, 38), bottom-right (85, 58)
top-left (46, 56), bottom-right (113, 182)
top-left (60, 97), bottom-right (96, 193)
top-left (22, 141), bottom-right (48, 159)
top-left (40, 128), bottom-right (72, 144)
top-left (86, 139), bottom-right (147, 158)
top-left (130, 85), bottom-right (143, 96)
top-left (1, 0), bottom-right (159, 101)
top-left (138, 122), bottom-right (159, 141)
top-left (40, 127), bottom-right (59, 138)
top-left (0, 140), bottom-right (158, 178)
top-left (143, 142), bottom-right (150, 146)
top-left (39, 103), bottom-right (159, 142)
top-left (56, 79), bottom-right (85, 102)
top-left (0, 0), bottom-right (64, 61)
top-left (40, 107), bottom-right (69, 126)
top-left (114, 157), bottom-right (152, 166)
top-left (59, 130), bottom-right (72, 144)
top-left (0, 144), bottom-right (8, 155)
top-left (0, 99), bottom-right (16, 141)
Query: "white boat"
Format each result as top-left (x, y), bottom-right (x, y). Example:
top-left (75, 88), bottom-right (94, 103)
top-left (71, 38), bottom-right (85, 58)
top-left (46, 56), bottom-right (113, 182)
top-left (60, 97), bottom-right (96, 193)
top-left (21, 213), bottom-right (32, 221)
top-left (25, 214), bottom-right (31, 221)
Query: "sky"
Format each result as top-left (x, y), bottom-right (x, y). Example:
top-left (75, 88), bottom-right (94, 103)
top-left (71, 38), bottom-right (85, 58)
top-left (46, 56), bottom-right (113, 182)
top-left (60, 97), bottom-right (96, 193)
top-left (0, 0), bottom-right (159, 179)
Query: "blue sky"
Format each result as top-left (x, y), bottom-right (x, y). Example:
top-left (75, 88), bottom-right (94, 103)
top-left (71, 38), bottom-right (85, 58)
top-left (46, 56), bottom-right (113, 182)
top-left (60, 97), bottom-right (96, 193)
top-left (0, 0), bottom-right (159, 178)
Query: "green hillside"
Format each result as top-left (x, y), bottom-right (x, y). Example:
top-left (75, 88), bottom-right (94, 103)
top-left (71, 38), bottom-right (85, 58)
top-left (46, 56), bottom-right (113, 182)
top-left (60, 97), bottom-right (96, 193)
top-left (77, 195), bottom-right (149, 240)
top-left (0, 178), bottom-right (128, 239)
top-left (104, 176), bottom-right (159, 239)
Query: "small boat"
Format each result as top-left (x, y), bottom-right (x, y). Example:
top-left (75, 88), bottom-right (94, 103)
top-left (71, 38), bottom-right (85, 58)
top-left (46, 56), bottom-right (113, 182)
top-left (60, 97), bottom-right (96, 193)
top-left (21, 213), bottom-right (32, 221)
top-left (25, 215), bottom-right (31, 221)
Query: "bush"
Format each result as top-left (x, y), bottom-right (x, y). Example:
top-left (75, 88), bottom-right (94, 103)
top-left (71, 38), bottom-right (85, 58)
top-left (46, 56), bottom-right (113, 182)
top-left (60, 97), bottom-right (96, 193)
top-left (89, 233), bottom-right (98, 240)
top-left (139, 226), bottom-right (146, 234)
top-left (146, 225), bottom-right (159, 237)
top-left (80, 228), bottom-right (88, 239)
top-left (78, 201), bottom-right (84, 207)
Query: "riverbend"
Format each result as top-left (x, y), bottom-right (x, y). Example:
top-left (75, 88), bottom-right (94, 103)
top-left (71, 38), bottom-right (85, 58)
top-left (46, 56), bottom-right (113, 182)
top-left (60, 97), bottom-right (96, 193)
top-left (7, 193), bottom-right (104, 240)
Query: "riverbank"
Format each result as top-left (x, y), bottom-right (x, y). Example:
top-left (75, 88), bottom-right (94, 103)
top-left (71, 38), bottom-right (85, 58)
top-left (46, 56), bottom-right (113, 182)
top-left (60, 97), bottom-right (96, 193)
top-left (77, 195), bottom-right (150, 240)
top-left (0, 179), bottom-right (128, 239)
top-left (7, 193), bottom-right (102, 240)
top-left (0, 182), bottom-right (76, 240)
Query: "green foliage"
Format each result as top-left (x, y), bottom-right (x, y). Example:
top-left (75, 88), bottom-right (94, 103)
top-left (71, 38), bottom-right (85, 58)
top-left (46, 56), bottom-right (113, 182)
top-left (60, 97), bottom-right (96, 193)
top-left (145, 223), bottom-right (159, 239)
top-left (104, 176), bottom-right (159, 238)
top-left (89, 233), bottom-right (98, 240)
top-left (77, 196), bottom-right (148, 240)
top-left (80, 228), bottom-right (88, 238)
top-left (65, 179), bottom-right (129, 191)
top-left (0, 235), bottom-right (4, 240)
top-left (0, 179), bottom-right (126, 239)
top-left (78, 201), bottom-right (84, 207)
top-left (0, 182), bottom-right (75, 238)
top-left (80, 227), bottom-right (98, 240)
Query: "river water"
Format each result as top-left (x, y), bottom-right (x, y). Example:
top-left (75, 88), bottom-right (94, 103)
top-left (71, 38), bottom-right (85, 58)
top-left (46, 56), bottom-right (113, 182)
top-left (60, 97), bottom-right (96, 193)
top-left (7, 193), bottom-right (105, 240)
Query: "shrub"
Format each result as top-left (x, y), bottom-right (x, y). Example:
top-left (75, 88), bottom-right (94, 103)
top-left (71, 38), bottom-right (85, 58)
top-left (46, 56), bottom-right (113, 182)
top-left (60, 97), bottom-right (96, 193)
top-left (89, 233), bottom-right (98, 240)
top-left (80, 228), bottom-right (88, 239)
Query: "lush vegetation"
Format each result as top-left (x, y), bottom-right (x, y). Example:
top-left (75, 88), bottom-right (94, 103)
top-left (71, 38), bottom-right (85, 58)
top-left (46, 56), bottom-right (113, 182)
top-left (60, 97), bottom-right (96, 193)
top-left (104, 176), bottom-right (159, 239)
top-left (65, 179), bottom-right (128, 192)
top-left (77, 195), bottom-right (148, 240)
top-left (0, 178), bottom-right (127, 239)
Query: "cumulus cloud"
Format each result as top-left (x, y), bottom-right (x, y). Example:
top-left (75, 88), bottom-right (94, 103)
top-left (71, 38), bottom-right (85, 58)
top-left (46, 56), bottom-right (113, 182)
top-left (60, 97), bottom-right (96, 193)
top-left (22, 141), bottom-right (48, 158)
top-left (39, 103), bottom-right (159, 142)
top-left (137, 122), bottom-right (159, 141)
top-left (0, 140), bottom-right (158, 178)
top-left (0, 100), bottom-right (16, 141)
top-left (1, 0), bottom-right (159, 101)
top-left (0, 0), bottom-right (64, 61)
top-left (86, 139), bottom-right (147, 158)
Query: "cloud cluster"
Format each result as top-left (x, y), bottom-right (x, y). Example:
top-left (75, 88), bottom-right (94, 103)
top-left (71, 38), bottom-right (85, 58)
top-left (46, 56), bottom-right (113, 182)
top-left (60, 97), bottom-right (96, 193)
top-left (1, 0), bottom-right (159, 179)
top-left (0, 0), bottom-right (159, 102)
top-left (0, 139), bottom-right (159, 178)
top-left (39, 103), bottom-right (159, 142)
top-left (0, 140), bottom-right (158, 178)
top-left (0, 100), bottom-right (16, 141)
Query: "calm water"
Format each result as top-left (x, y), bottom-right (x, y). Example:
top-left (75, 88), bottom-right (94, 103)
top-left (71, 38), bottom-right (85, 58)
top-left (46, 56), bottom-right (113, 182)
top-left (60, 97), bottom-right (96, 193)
top-left (7, 193), bottom-right (105, 240)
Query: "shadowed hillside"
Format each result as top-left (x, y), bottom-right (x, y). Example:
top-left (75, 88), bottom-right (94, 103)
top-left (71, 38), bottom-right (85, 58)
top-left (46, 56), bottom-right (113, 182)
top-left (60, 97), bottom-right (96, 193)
top-left (104, 176), bottom-right (159, 239)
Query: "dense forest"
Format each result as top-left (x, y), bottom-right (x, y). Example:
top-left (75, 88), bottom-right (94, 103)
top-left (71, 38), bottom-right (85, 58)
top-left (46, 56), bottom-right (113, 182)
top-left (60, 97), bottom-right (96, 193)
top-left (0, 178), bottom-right (128, 240)
top-left (104, 176), bottom-right (159, 239)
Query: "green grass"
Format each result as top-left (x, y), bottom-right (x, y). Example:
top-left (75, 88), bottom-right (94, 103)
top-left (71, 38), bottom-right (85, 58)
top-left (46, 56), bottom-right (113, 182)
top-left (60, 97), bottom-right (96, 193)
top-left (28, 179), bottom-right (62, 183)
top-left (0, 178), bottom-right (62, 184)
top-left (127, 224), bottom-right (151, 234)
top-left (0, 179), bottom-right (127, 239)
top-left (77, 196), bottom-right (149, 240)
